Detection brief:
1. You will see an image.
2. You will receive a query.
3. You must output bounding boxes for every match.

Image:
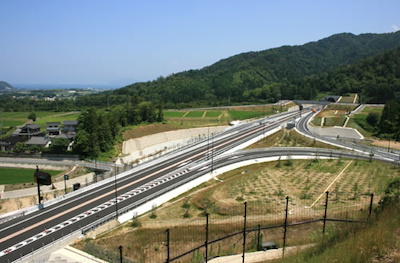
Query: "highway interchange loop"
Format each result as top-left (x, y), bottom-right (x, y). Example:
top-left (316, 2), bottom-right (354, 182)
top-left (0, 107), bottom-right (398, 262)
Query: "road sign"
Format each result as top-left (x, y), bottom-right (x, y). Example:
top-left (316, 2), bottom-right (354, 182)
top-left (73, 183), bottom-right (81, 191)
top-left (64, 174), bottom-right (69, 180)
top-left (34, 170), bottom-right (52, 185)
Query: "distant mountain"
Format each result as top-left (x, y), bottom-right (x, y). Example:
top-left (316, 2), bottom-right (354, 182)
top-left (113, 31), bottom-right (400, 107)
top-left (0, 81), bottom-right (15, 91)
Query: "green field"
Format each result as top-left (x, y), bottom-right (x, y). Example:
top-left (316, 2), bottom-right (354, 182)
top-left (163, 111), bottom-right (186, 118)
top-left (360, 106), bottom-right (384, 114)
top-left (228, 110), bottom-right (264, 120)
top-left (184, 111), bottom-right (204, 117)
top-left (0, 120), bottom-right (25, 127)
top-left (33, 112), bottom-right (80, 129)
top-left (0, 111), bottom-right (80, 128)
top-left (204, 111), bottom-right (221, 117)
top-left (0, 167), bottom-right (60, 184)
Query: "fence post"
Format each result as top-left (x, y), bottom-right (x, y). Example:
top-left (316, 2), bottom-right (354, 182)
top-left (165, 229), bottom-right (170, 263)
top-left (282, 196), bottom-right (289, 259)
top-left (242, 202), bottom-right (247, 263)
top-left (119, 245), bottom-right (123, 263)
top-left (257, 224), bottom-right (261, 251)
top-left (323, 191), bottom-right (329, 234)
top-left (368, 193), bottom-right (374, 220)
top-left (205, 213), bottom-right (209, 263)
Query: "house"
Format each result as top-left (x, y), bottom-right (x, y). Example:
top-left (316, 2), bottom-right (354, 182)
top-left (46, 122), bottom-right (61, 135)
top-left (0, 136), bottom-right (25, 151)
top-left (54, 133), bottom-right (74, 141)
top-left (11, 124), bottom-right (43, 137)
top-left (25, 136), bottom-right (51, 148)
top-left (54, 133), bottom-right (75, 151)
top-left (63, 120), bottom-right (78, 133)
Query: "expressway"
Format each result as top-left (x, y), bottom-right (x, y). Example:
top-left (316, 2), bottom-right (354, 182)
top-left (1, 107), bottom-right (398, 262)
top-left (296, 110), bottom-right (400, 163)
top-left (0, 108), bottom-right (305, 262)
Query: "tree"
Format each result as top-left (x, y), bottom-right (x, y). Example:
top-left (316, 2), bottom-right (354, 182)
top-left (49, 138), bottom-right (70, 153)
top-left (13, 142), bottom-right (26, 153)
top-left (379, 99), bottom-right (400, 139)
top-left (366, 112), bottom-right (380, 126)
top-left (27, 112), bottom-right (37, 121)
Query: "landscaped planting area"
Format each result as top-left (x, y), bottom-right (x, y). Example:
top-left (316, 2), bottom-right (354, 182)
top-left (73, 159), bottom-right (399, 262)
top-left (310, 104), bottom-right (357, 127)
top-left (338, 93), bottom-right (358, 103)
top-left (162, 103), bottom-right (295, 128)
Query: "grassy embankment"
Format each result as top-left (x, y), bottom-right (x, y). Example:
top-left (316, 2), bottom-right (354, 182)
top-left (347, 106), bottom-right (384, 138)
top-left (338, 93), bottom-right (359, 103)
top-left (124, 104), bottom-right (295, 141)
top-left (273, 181), bottom-right (400, 263)
top-left (246, 128), bottom-right (338, 149)
top-left (310, 104), bottom-right (357, 128)
top-left (73, 156), bottom-right (399, 262)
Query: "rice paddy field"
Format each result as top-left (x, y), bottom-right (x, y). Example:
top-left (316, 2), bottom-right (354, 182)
top-left (163, 103), bottom-right (295, 128)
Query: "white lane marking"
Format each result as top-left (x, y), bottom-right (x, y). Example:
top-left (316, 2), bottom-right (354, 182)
top-left (1, 112), bottom-right (299, 256)
top-left (0, 166), bottom-right (195, 257)
top-left (199, 166), bottom-right (209, 171)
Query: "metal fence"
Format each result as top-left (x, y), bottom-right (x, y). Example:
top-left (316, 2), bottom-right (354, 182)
top-left (94, 191), bottom-right (374, 263)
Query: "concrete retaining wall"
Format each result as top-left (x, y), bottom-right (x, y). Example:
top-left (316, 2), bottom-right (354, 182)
top-left (122, 126), bottom-right (227, 163)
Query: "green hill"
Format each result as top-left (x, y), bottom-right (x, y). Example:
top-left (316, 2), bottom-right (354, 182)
top-left (115, 31), bottom-right (400, 107)
top-left (0, 81), bottom-right (15, 92)
top-left (297, 47), bottom-right (400, 104)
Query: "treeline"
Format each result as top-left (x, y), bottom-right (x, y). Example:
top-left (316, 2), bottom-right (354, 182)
top-left (116, 32), bottom-right (400, 107)
top-left (74, 102), bottom-right (163, 158)
top-left (379, 100), bottom-right (400, 140)
top-left (0, 93), bottom-right (161, 113)
top-left (297, 47), bottom-right (400, 103)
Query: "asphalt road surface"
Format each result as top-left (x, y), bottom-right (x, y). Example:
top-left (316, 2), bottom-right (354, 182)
top-left (0, 109), bottom-right (304, 262)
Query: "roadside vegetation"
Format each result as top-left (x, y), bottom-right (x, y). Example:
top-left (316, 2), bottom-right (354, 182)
top-left (274, 179), bottom-right (400, 263)
top-left (310, 104), bottom-right (357, 128)
top-left (72, 159), bottom-right (399, 262)
top-left (337, 93), bottom-right (359, 103)
top-left (246, 128), bottom-right (338, 149)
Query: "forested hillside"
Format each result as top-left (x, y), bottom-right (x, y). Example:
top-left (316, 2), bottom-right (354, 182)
top-left (297, 47), bottom-right (400, 103)
top-left (114, 31), bottom-right (400, 107)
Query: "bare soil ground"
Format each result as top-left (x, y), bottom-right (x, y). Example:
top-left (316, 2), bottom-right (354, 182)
top-left (0, 190), bottom-right (64, 215)
top-left (246, 129), bottom-right (338, 149)
top-left (371, 139), bottom-right (400, 150)
top-left (123, 123), bottom-right (185, 140)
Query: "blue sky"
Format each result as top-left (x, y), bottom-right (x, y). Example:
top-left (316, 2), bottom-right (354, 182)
top-left (1, 0), bottom-right (399, 87)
